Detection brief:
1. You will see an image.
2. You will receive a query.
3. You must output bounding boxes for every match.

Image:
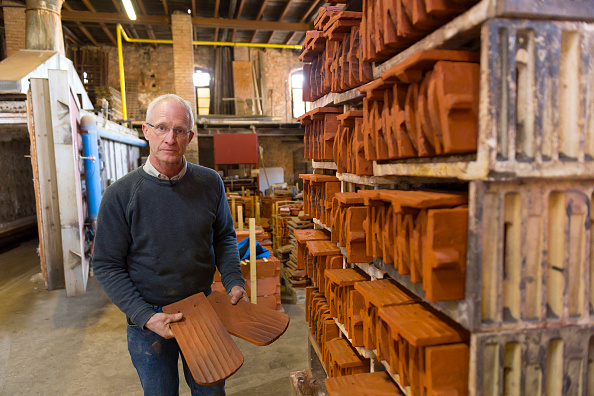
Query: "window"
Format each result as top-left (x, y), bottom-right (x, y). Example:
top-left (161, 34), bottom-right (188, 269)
top-left (194, 70), bottom-right (211, 115)
top-left (290, 69), bottom-right (309, 119)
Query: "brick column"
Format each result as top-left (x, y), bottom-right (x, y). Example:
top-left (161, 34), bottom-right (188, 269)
top-left (171, 11), bottom-right (198, 164)
top-left (3, 1), bottom-right (26, 57)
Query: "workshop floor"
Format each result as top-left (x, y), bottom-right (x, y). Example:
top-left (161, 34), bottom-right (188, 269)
top-left (0, 238), bottom-right (309, 395)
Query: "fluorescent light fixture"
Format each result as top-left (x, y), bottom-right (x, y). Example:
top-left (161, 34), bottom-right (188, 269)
top-left (122, 0), bottom-right (137, 20)
top-left (187, 8), bottom-right (191, 14)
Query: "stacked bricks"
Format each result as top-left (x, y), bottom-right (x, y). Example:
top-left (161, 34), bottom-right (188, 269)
top-left (171, 11), bottom-right (198, 163)
top-left (360, 0), bottom-right (479, 62)
top-left (299, 106), bottom-right (343, 161)
top-left (358, 189), bottom-right (468, 302)
top-left (4, 1), bottom-right (26, 57)
top-left (301, 7), bottom-right (373, 102)
top-left (360, 50), bottom-right (480, 162)
top-left (212, 256), bottom-right (281, 311)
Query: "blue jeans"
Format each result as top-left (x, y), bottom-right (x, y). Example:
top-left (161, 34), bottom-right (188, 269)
top-left (127, 310), bottom-right (226, 396)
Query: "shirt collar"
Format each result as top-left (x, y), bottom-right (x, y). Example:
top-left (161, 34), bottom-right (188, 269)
top-left (143, 155), bottom-right (187, 181)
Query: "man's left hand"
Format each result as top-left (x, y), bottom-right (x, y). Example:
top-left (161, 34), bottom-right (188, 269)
top-left (229, 285), bottom-right (249, 305)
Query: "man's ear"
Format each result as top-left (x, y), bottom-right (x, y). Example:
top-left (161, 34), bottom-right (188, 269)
top-left (187, 130), bottom-right (195, 144)
top-left (142, 123), bottom-right (150, 140)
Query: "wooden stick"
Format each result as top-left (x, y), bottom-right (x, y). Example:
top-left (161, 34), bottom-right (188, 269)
top-left (256, 198), bottom-right (260, 225)
top-left (249, 218), bottom-right (257, 304)
top-left (231, 197), bottom-right (236, 227)
top-left (237, 206), bottom-right (244, 231)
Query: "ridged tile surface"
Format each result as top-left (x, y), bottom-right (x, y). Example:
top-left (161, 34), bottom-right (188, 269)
top-left (326, 372), bottom-right (404, 395)
top-left (207, 291), bottom-right (290, 346)
top-left (163, 293), bottom-right (243, 385)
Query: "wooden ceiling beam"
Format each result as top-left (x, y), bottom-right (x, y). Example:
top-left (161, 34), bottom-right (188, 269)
top-left (300, 0), bottom-right (324, 22)
top-left (162, 0), bottom-right (169, 15)
top-left (76, 0), bottom-right (117, 45)
top-left (62, 2), bottom-right (99, 46)
top-left (135, 0), bottom-right (158, 48)
top-left (255, 0), bottom-right (269, 20)
top-left (214, 0), bottom-right (220, 17)
top-left (278, 0), bottom-right (297, 22)
top-left (61, 11), bottom-right (312, 31)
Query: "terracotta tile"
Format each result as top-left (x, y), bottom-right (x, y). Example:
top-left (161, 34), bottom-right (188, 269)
top-left (326, 338), bottom-right (369, 377)
top-left (378, 304), bottom-right (468, 347)
top-left (422, 207), bottom-right (468, 302)
top-left (381, 49), bottom-right (479, 84)
top-left (306, 240), bottom-right (342, 257)
top-left (345, 206), bottom-right (371, 263)
top-left (295, 229), bottom-right (330, 270)
top-left (347, 289), bottom-right (366, 347)
top-left (424, 344), bottom-right (469, 396)
top-left (206, 291), bottom-right (289, 346)
top-left (355, 279), bottom-right (419, 353)
top-left (326, 371), bottom-right (404, 395)
top-left (430, 61), bottom-right (479, 154)
top-left (163, 293), bottom-right (244, 385)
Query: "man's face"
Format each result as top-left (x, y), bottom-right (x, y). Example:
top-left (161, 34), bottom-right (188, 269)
top-left (142, 100), bottom-right (194, 171)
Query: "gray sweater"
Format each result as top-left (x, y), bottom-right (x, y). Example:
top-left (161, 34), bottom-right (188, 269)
top-left (92, 164), bottom-right (244, 328)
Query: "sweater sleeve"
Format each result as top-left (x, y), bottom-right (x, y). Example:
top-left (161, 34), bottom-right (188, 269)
top-left (92, 181), bottom-right (155, 328)
top-left (212, 175), bottom-right (245, 292)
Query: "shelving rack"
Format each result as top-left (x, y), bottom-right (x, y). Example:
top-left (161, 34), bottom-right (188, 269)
top-left (299, 0), bottom-right (594, 394)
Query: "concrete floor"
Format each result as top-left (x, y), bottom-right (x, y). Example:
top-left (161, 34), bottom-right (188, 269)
top-left (0, 238), bottom-right (309, 395)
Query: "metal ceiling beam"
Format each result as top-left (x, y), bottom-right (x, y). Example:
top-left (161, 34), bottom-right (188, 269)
top-left (60, 11), bottom-right (312, 31)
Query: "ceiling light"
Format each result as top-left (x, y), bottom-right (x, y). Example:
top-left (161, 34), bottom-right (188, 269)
top-left (187, 9), bottom-right (191, 14)
top-left (122, 0), bottom-right (137, 20)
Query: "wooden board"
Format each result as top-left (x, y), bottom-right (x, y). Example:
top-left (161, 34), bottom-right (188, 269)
top-left (163, 292), bottom-right (244, 385)
top-left (28, 78), bottom-right (64, 290)
top-left (207, 291), bottom-right (289, 346)
top-left (48, 70), bottom-right (88, 296)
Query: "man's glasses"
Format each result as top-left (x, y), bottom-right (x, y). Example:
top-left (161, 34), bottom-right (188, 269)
top-left (146, 123), bottom-right (190, 136)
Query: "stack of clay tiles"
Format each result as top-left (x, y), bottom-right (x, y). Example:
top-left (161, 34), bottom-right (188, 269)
top-left (330, 192), bottom-right (369, 264)
top-left (300, 174), bottom-right (340, 228)
top-left (212, 255), bottom-right (281, 311)
top-left (359, 50), bottom-right (480, 162)
top-left (333, 110), bottom-right (371, 176)
top-left (301, 7), bottom-right (373, 102)
top-left (299, 106), bottom-right (343, 162)
top-left (360, 0), bottom-right (479, 63)
top-left (358, 189), bottom-right (468, 302)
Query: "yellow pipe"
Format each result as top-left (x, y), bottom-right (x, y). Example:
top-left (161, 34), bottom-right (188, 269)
top-left (115, 24), bottom-right (303, 118)
top-left (116, 25), bottom-right (128, 121)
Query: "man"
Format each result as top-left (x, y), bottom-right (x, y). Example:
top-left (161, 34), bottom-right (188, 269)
top-left (93, 94), bottom-right (247, 396)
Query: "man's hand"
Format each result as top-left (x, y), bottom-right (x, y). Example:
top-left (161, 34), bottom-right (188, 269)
top-left (145, 312), bottom-right (184, 339)
top-left (229, 285), bottom-right (249, 305)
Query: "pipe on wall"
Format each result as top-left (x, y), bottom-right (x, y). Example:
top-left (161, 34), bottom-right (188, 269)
top-left (25, 0), bottom-right (65, 54)
top-left (80, 115), bottom-right (102, 229)
top-left (116, 24), bottom-right (302, 120)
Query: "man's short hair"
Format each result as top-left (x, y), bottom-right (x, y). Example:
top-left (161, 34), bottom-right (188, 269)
top-left (146, 94), bottom-right (194, 130)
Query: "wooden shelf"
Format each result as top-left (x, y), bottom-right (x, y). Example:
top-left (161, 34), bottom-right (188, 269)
top-left (312, 160), bottom-right (338, 170)
top-left (308, 330), bottom-right (328, 377)
top-left (334, 318), bottom-right (376, 360)
top-left (337, 172), bottom-right (397, 186)
top-left (313, 218), bottom-right (331, 232)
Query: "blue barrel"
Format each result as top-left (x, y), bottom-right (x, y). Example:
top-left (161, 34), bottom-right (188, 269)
top-left (80, 115), bottom-right (102, 226)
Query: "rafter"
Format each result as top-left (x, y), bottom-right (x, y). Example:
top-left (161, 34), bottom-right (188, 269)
top-left (136, 0), bottom-right (158, 48)
top-left (214, 0), bottom-right (220, 17)
top-left (278, 0), bottom-right (297, 22)
top-left (230, 0), bottom-right (246, 41)
top-left (60, 11), bottom-right (312, 31)
top-left (300, 0), bottom-right (324, 22)
top-left (76, 0), bottom-right (116, 45)
top-left (162, 0), bottom-right (169, 15)
top-left (249, 0), bottom-right (269, 43)
top-left (62, 2), bottom-right (98, 46)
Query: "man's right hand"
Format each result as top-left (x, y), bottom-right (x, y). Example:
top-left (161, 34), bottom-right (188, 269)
top-left (145, 312), bottom-right (184, 339)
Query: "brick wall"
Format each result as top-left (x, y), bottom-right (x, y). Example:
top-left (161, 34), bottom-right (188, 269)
top-left (4, 2), bottom-right (26, 57)
top-left (171, 11), bottom-right (198, 163)
top-left (259, 136), bottom-right (305, 186)
top-left (258, 48), bottom-right (303, 121)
